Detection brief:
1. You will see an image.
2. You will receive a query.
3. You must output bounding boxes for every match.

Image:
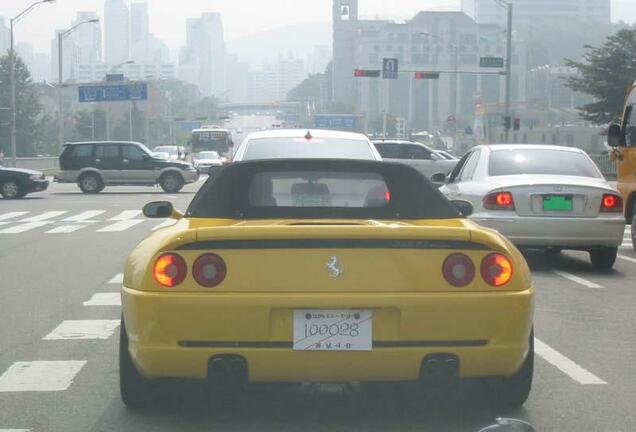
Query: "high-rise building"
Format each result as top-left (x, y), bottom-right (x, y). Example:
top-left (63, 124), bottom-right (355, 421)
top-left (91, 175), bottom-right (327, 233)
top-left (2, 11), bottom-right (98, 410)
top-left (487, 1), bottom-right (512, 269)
top-left (0, 17), bottom-right (9, 54)
top-left (130, 2), bottom-right (150, 63)
top-left (307, 45), bottom-right (331, 75)
top-left (225, 53), bottom-right (249, 102)
top-left (463, 0), bottom-right (611, 25)
top-left (104, 0), bottom-right (129, 64)
top-left (32, 53), bottom-right (51, 82)
top-left (51, 29), bottom-right (77, 82)
top-left (72, 12), bottom-right (102, 65)
top-left (332, 0), bottom-right (360, 105)
top-left (247, 56), bottom-right (306, 102)
top-left (179, 13), bottom-right (225, 96)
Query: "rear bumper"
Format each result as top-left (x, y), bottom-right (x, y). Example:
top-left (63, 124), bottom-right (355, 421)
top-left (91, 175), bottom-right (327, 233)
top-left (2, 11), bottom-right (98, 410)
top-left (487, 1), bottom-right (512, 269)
top-left (122, 287), bottom-right (534, 382)
top-left (472, 214), bottom-right (625, 248)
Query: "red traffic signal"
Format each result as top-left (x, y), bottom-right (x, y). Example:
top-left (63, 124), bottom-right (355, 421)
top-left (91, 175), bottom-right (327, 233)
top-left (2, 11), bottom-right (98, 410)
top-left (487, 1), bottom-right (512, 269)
top-left (414, 71), bottom-right (440, 79)
top-left (354, 69), bottom-right (381, 78)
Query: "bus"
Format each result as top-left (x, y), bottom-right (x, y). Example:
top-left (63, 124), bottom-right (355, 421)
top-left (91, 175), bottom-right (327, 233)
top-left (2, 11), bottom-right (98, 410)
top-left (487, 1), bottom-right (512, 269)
top-left (189, 127), bottom-right (234, 159)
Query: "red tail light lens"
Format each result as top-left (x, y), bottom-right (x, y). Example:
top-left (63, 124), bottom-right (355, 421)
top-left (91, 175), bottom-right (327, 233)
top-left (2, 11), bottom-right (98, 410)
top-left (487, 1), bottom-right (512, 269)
top-left (193, 253), bottom-right (227, 287)
top-left (483, 191), bottom-right (515, 210)
top-left (480, 253), bottom-right (513, 287)
top-left (442, 254), bottom-right (476, 287)
top-left (600, 193), bottom-right (622, 212)
top-left (153, 253), bottom-right (187, 287)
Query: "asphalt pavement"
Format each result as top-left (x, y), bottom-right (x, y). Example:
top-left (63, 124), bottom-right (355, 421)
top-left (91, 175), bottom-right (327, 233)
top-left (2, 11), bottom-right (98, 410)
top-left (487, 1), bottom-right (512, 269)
top-left (0, 179), bottom-right (635, 432)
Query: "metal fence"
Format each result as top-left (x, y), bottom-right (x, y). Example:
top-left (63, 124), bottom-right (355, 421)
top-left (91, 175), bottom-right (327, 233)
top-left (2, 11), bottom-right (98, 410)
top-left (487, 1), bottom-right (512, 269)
top-left (589, 154), bottom-right (617, 179)
top-left (4, 157), bottom-right (60, 175)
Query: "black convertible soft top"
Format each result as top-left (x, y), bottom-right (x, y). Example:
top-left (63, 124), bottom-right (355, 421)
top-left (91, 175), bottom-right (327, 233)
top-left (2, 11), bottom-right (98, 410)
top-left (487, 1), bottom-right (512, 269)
top-left (186, 159), bottom-right (460, 220)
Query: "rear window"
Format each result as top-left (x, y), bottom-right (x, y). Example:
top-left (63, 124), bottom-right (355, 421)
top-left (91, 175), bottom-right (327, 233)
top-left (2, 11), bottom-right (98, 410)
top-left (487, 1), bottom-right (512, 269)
top-left (488, 149), bottom-right (602, 178)
top-left (187, 159), bottom-right (459, 220)
top-left (248, 171), bottom-right (389, 208)
top-left (243, 138), bottom-right (374, 160)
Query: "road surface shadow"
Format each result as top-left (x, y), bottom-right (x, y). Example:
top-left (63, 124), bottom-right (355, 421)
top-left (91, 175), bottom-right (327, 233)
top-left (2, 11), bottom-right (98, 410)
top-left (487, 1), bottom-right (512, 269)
top-left (522, 249), bottom-right (625, 279)
top-left (96, 381), bottom-right (529, 432)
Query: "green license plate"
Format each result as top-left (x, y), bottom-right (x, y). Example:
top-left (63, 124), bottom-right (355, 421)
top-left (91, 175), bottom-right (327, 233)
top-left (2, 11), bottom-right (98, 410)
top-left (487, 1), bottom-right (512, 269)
top-left (542, 195), bottom-right (573, 211)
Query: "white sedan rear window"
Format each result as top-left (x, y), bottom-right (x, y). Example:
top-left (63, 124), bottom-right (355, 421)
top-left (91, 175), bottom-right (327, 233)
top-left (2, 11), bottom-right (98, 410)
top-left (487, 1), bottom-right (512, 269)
top-left (243, 138), bottom-right (375, 160)
top-left (489, 149), bottom-right (602, 178)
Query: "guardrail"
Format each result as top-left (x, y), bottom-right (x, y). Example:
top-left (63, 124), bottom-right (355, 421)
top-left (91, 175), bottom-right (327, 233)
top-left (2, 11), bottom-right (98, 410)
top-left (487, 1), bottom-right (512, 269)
top-left (589, 154), bottom-right (617, 180)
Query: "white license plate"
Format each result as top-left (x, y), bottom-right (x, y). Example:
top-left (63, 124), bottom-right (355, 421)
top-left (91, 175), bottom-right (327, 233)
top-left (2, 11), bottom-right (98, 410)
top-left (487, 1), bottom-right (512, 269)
top-left (292, 309), bottom-right (372, 351)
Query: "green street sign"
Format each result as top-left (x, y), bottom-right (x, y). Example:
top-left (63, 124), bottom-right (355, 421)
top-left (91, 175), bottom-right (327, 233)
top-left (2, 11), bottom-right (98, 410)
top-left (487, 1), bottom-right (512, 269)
top-left (480, 57), bottom-right (504, 68)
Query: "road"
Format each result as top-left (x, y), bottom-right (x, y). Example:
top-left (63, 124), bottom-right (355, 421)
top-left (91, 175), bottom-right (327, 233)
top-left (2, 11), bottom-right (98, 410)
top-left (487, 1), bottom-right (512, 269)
top-left (0, 180), bottom-right (635, 432)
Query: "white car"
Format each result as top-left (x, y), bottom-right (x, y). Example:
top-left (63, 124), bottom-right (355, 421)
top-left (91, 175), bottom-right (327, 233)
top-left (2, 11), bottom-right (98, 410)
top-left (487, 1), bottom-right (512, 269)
top-left (438, 144), bottom-right (625, 269)
top-left (193, 151), bottom-right (225, 173)
top-left (232, 129), bottom-right (382, 161)
top-left (372, 140), bottom-right (458, 178)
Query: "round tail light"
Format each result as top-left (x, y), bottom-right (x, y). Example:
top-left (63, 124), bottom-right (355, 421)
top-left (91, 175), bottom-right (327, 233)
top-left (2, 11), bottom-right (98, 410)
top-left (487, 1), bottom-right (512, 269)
top-left (442, 253), bottom-right (476, 287)
top-left (153, 253), bottom-right (187, 287)
top-left (480, 253), bottom-right (513, 287)
top-left (193, 253), bottom-right (227, 287)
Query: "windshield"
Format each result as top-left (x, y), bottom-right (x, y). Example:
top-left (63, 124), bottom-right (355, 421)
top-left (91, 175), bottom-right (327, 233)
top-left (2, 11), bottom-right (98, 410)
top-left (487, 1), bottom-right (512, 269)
top-left (154, 147), bottom-right (177, 155)
top-left (243, 138), bottom-right (375, 160)
top-left (197, 151), bottom-right (220, 159)
top-left (488, 149), bottom-right (602, 178)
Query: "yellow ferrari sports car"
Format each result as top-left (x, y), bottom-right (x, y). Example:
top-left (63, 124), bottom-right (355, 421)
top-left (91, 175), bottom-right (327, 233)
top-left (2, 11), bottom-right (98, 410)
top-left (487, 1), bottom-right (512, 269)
top-left (120, 159), bottom-right (534, 408)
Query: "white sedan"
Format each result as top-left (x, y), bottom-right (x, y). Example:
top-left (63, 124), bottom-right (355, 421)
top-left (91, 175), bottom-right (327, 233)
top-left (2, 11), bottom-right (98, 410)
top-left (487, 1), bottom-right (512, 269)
top-left (438, 144), bottom-right (625, 269)
top-left (193, 151), bottom-right (225, 173)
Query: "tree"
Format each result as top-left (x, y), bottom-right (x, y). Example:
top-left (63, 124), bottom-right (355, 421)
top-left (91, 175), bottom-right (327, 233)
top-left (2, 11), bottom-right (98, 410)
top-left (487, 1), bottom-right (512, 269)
top-left (564, 29), bottom-right (636, 124)
top-left (0, 53), bottom-right (43, 156)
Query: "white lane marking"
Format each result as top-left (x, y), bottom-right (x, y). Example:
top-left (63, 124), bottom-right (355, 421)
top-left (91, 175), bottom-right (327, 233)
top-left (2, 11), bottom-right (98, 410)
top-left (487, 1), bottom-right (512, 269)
top-left (534, 338), bottom-right (607, 385)
top-left (97, 219), bottom-right (144, 232)
top-left (62, 210), bottom-right (106, 222)
top-left (109, 210), bottom-right (141, 221)
top-left (552, 270), bottom-right (603, 289)
top-left (0, 429), bottom-right (31, 431)
top-left (0, 361), bottom-right (87, 392)
top-left (18, 211), bottom-right (67, 222)
top-left (83, 293), bottom-right (121, 306)
top-left (0, 222), bottom-right (9, 226)
top-left (0, 222), bottom-right (52, 234)
top-left (0, 211), bottom-right (29, 221)
top-left (45, 224), bottom-right (87, 234)
top-left (108, 273), bottom-right (123, 284)
top-left (43, 320), bottom-right (120, 340)
top-left (152, 219), bottom-right (177, 231)
top-left (618, 254), bottom-right (636, 264)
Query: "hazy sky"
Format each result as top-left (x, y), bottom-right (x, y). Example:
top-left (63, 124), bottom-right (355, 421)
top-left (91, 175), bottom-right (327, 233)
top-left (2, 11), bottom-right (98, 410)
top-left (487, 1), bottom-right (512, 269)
top-left (2, 0), bottom-right (635, 55)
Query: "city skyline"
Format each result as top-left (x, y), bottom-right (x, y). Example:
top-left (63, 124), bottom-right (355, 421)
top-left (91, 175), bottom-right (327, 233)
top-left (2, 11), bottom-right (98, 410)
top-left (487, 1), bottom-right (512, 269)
top-left (3, 0), bottom-right (635, 55)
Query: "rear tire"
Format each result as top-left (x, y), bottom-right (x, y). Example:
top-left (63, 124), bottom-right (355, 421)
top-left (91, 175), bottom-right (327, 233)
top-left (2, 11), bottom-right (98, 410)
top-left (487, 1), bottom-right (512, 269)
top-left (159, 172), bottom-right (184, 193)
top-left (589, 247), bottom-right (618, 270)
top-left (0, 179), bottom-right (21, 199)
top-left (78, 173), bottom-right (103, 194)
top-left (488, 330), bottom-right (533, 408)
top-left (120, 318), bottom-right (155, 408)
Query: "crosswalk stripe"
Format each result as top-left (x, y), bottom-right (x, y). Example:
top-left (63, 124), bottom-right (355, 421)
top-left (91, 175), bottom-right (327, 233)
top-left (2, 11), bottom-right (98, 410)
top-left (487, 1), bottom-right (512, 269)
top-left (0, 361), bottom-right (87, 392)
top-left (108, 273), bottom-right (123, 284)
top-left (18, 211), bottom-right (68, 222)
top-left (0, 222), bottom-right (52, 234)
top-left (0, 211), bottom-right (29, 221)
top-left (62, 210), bottom-right (106, 222)
top-left (152, 219), bottom-right (177, 231)
top-left (45, 225), bottom-right (87, 234)
top-left (552, 270), bottom-right (603, 289)
top-left (43, 320), bottom-right (120, 340)
top-left (109, 210), bottom-right (141, 221)
top-left (83, 293), bottom-right (121, 306)
top-left (618, 254), bottom-right (636, 264)
top-left (535, 338), bottom-right (606, 385)
top-left (97, 219), bottom-right (144, 232)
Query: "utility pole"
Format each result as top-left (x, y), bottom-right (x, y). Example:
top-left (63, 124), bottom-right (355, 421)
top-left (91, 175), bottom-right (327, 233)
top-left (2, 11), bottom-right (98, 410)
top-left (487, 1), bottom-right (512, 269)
top-left (503, 1), bottom-right (513, 142)
top-left (9, 18), bottom-right (16, 167)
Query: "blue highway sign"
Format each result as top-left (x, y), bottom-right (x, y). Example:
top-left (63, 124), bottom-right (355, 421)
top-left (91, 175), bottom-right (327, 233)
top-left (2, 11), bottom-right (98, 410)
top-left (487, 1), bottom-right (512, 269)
top-left (78, 83), bottom-right (148, 103)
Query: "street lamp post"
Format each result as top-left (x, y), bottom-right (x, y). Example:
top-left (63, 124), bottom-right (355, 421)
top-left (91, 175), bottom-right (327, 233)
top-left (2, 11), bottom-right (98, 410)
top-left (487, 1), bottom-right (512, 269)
top-left (9, 0), bottom-right (55, 167)
top-left (495, 0), bottom-right (513, 142)
top-left (58, 18), bottom-right (100, 151)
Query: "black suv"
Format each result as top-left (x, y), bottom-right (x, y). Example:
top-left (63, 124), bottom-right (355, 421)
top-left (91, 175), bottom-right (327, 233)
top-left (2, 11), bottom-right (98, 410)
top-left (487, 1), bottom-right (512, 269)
top-left (56, 141), bottom-right (199, 193)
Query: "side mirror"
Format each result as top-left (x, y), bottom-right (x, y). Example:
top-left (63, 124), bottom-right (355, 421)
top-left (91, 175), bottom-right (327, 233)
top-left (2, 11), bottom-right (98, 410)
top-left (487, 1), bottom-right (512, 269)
top-left (142, 153), bottom-right (150, 160)
top-left (143, 201), bottom-right (182, 219)
top-left (430, 172), bottom-right (447, 183)
top-left (607, 123), bottom-right (622, 147)
top-left (431, 152), bottom-right (441, 161)
top-left (450, 200), bottom-right (473, 217)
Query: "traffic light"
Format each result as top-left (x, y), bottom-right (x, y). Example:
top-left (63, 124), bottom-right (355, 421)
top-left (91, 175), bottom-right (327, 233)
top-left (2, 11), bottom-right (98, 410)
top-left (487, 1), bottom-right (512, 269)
top-left (414, 71), bottom-right (440, 80)
top-left (354, 69), bottom-right (381, 77)
top-left (502, 116), bottom-right (511, 131)
top-left (513, 117), bottom-right (521, 131)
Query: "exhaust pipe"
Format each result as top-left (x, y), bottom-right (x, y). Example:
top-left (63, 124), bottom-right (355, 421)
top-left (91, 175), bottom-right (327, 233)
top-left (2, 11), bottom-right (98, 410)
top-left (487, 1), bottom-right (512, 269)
top-left (207, 355), bottom-right (248, 389)
top-left (420, 354), bottom-right (460, 385)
